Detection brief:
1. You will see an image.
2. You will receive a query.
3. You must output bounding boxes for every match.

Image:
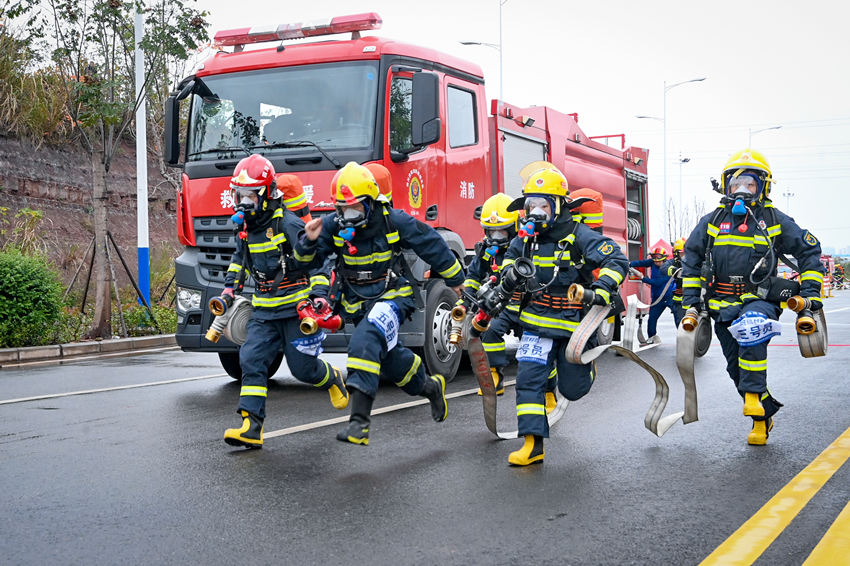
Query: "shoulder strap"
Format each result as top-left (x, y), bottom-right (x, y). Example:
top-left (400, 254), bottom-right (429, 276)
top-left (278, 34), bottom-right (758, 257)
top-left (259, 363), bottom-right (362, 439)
top-left (384, 207), bottom-right (424, 309)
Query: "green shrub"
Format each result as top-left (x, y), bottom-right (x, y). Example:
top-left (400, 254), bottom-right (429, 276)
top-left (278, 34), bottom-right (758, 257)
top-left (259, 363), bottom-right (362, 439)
top-left (113, 303), bottom-right (177, 337)
top-left (0, 249), bottom-right (63, 347)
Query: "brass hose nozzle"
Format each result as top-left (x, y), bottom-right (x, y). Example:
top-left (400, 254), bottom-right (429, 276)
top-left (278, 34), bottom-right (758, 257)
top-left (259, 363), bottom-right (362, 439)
top-left (451, 305), bottom-right (467, 321)
top-left (204, 328), bottom-right (222, 343)
top-left (681, 308), bottom-right (699, 332)
top-left (796, 311), bottom-right (817, 335)
top-left (786, 295), bottom-right (811, 313)
top-left (299, 317), bottom-right (319, 335)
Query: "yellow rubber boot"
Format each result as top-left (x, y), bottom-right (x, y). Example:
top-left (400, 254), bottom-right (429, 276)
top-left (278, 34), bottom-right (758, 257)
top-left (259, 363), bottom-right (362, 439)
top-left (224, 410), bottom-right (263, 448)
top-left (743, 392), bottom-right (765, 417)
top-left (545, 391), bottom-right (557, 415)
top-left (327, 366), bottom-right (349, 410)
top-left (748, 417), bottom-right (774, 446)
top-left (477, 367), bottom-right (505, 396)
top-left (508, 435), bottom-right (544, 466)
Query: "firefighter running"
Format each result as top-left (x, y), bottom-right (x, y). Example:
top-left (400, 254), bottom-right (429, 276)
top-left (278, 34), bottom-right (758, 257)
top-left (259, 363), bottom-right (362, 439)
top-left (303, 162), bottom-right (465, 446)
top-left (666, 238), bottom-right (687, 328)
top-left (682, 149), bottom-right (825, 446)
top-left (630, 246), bottom-right (677, 345)
top-left (459, 194), bottom-right (524, 400)
top-left (501, 163), bottom-right (628, 466)
top-left (221, 155), bottom-right (349, 449)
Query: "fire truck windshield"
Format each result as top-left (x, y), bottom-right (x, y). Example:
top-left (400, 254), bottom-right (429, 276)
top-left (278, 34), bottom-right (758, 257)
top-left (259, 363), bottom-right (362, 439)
top-left (187, 61), bottom-right (380, 161)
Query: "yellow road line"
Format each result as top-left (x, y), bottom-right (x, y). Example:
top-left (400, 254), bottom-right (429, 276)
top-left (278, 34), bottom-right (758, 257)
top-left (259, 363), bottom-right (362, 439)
top-left (700, 426), bottom-right (850, 566)
top-left (803, 500), bottom-right (850, 565)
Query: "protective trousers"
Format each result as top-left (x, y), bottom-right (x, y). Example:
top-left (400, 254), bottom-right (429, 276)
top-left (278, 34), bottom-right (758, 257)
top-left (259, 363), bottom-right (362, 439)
top-left (346, 308), bottom-right (428, 399)
top-left (481, 309), bottom-right (521, 368)
top-left (647, 295), bottom-right (676, 338)
top-left (238, 316), bottom-right (336, 419)
top-left (672, 297), bottom-right (685, 328)
top-left (515, 336), bottom-right (596, 438)
top-left (712, 300), bottom-right (782, 419)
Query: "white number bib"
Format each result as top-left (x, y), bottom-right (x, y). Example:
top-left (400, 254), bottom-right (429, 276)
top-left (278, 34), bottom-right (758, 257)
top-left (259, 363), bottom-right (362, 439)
top-left (291, 330), bottom-right (326, 356)
top-left (516, 333), bottom-right (553, 365)
top-left (367, 302), bottom-right (400, 351)
top-left (729, 311), bottom-right (782, 346)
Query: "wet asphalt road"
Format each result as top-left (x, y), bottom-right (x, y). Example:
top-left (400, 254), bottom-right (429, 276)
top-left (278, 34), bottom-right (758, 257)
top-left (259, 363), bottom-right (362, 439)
top-left (1, 292), bottom-right (849, 565)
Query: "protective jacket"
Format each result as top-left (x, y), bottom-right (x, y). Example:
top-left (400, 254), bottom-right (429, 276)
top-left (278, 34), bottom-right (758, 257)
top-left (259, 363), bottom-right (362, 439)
top-left (224, 207), bottom-right (327, 320)
top-left (630, 258), bottom-right (675, 301)
top-left (311, 205), bottom-right (465, 319)
top-left (664, 257), bottom-right (684, 303)
top-left (505, 216), bottom-right (628, 339)
top-left (682, 201), bottom-right (824, 322)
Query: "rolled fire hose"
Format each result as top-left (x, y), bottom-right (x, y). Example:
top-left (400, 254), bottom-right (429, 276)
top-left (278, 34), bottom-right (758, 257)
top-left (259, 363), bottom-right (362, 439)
top-left (797, 307), bottom-right (828, 358)
top-left (565, 294), bottom-right (698, 438)
top-left (206, 295), bottom-right (252, 346)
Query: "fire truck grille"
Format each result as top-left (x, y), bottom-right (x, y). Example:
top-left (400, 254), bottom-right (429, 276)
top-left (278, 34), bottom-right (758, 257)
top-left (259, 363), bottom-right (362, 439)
top-left (194, 216), bottom-right (237, 284)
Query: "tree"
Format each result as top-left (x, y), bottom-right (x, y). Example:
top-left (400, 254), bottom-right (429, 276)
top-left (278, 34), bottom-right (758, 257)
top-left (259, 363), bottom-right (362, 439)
top-left (665, 196), bottom-right (706, 243)
top-left (44, 0), bottom-right (207, 337)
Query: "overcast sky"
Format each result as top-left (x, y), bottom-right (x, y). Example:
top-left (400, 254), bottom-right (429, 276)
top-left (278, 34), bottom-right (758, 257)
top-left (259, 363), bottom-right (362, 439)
top-left (200, 0), bottom-right (850, 251)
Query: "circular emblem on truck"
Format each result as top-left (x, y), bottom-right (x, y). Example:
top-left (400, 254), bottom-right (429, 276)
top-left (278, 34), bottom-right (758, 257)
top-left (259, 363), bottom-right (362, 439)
top-left (407, 169), bottom-right (423, 209)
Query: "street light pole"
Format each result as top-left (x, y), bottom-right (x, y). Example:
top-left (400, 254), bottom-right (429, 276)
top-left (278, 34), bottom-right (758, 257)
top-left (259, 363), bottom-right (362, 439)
top-left (460, 1), bottom-right (507, 100)
top-left (748, 125), bottom-right (782, 146)
top-left (783, 189), bottom-right (794, 212)
top-left (662, 77), bottom-right (705, 230)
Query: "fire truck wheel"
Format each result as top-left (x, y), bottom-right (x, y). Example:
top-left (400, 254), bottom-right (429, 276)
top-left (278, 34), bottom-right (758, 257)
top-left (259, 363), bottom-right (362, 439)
top-left (415, 280), bottom-right (463, 382)
top-left (217, 351), bottom-right (283, 381)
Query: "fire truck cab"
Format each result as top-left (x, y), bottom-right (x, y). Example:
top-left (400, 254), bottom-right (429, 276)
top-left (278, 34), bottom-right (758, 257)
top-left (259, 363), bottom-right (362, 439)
top-left (163, 13), bottom-right (651, 381)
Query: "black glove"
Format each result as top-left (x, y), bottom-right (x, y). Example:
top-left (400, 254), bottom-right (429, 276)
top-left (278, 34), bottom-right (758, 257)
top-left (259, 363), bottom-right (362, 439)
top-left (805, 297), bottom-right (823, 311)
top-left (589, 287), bottom-right (611, 306)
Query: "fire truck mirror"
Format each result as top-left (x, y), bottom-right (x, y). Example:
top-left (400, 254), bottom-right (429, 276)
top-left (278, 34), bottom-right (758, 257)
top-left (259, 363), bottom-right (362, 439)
top-left (164, 95), bottom-right (181, 166)
top-left (411, 72), bottom-right (441, 147)
top-left (473, 206), bottom-right (482, 221)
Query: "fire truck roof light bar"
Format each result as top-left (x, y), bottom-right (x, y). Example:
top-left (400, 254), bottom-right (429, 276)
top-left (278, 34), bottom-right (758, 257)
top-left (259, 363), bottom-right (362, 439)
top-left (214, 12), bottom-right (382, 47)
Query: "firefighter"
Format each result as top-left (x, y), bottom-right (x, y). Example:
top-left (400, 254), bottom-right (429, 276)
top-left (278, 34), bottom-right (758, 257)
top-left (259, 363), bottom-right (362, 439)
top-left (302, 162), bottom-right (465, 445)
top-left (277, 173), bottom-right (312, 223)
top-left (221, 154), bottom-right (348, 449)
top-left (681, 149), bottom-right (824, 445)
top-left (630, 246), bottom-right (676, 344)
top-left (666, 238), bottom-right (687, 327)
top-left (460, 193), bottom-right (525, 399)
top-left (502, 164), bottom-right (628, 466)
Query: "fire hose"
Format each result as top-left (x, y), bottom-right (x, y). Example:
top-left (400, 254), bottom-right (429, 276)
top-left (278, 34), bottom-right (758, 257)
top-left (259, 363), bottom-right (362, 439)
top-left (787, 295), bottom-right (828, 358)
top-left (205, 294), bottom-right (253, 345)
top-left (565, 283), bottom-right (698, 437)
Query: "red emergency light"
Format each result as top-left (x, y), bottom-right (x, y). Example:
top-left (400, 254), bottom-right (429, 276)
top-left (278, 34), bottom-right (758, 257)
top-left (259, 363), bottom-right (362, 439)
top-left (214, 12), bottom-right (382, 47)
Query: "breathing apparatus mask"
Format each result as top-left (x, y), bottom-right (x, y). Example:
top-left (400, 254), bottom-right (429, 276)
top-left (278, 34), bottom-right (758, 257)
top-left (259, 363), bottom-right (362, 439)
top-left (518, 196), bottom-right (556, 237)
top-left (335, 200), bottom-right (371, 254)
top-left (725, 174), bottom-right (761, 216)
top-left (482, 228), bottom-right (511, 258)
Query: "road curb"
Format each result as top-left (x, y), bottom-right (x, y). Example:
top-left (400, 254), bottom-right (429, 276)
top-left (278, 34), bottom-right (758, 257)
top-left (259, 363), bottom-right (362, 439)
top-left (0, 334), bottom-right (177, 367)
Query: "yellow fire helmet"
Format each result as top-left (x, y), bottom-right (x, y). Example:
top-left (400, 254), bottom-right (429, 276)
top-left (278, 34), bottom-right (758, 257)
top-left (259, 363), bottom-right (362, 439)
top-left (480, 193), bottom-right (519, 229)
top-left (673, 237), bottom-right (686, 252)
top-left (721, 148), bottom-right (773, 201)
top-left (332, 161), bottom-right (379, 205)
top-left (522, 165), bottom-right (569, 198)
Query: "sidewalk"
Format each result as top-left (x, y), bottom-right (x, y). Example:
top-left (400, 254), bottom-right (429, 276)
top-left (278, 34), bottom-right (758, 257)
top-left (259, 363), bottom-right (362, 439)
top-left (0, 334), bottom-right (177, 368)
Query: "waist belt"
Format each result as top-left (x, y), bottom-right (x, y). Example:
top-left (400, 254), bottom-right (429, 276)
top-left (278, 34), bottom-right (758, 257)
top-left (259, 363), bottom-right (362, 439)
top-left (257, 275), bottom-right (308, 294)
top-left (531, 292), bottom-right (583, 310)
top-left (714, 280), bottom-right (752, 296)
top-left (339, 266), bottom-right (394, 286)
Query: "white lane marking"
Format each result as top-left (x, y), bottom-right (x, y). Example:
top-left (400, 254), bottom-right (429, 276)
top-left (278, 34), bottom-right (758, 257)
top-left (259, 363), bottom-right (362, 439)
top-left (1, 346), bottom-right (181, 369)
top-left (825, 306), bottom-right (850, 314)
top-left (0, 373), bottom-right (228, 405)
top-left (265, 379), bottom-right (518, 439)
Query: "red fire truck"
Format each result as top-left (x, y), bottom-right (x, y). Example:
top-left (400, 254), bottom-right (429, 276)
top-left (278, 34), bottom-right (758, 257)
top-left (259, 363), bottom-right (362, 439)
top-left (163, 12), bottom-right (651, 381)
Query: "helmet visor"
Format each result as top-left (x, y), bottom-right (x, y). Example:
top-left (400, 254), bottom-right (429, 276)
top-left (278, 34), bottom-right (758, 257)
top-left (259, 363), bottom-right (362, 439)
top-left (231, 188), bottom-right (259, 209)
top-left (728, 174), bottom-right (760, 196)
top-left (335, 202), bottom-right (368, 227)
top-left (484, 228), bottom-right (511, 245)
top-left (523, 197), bottom-right (553, 222)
